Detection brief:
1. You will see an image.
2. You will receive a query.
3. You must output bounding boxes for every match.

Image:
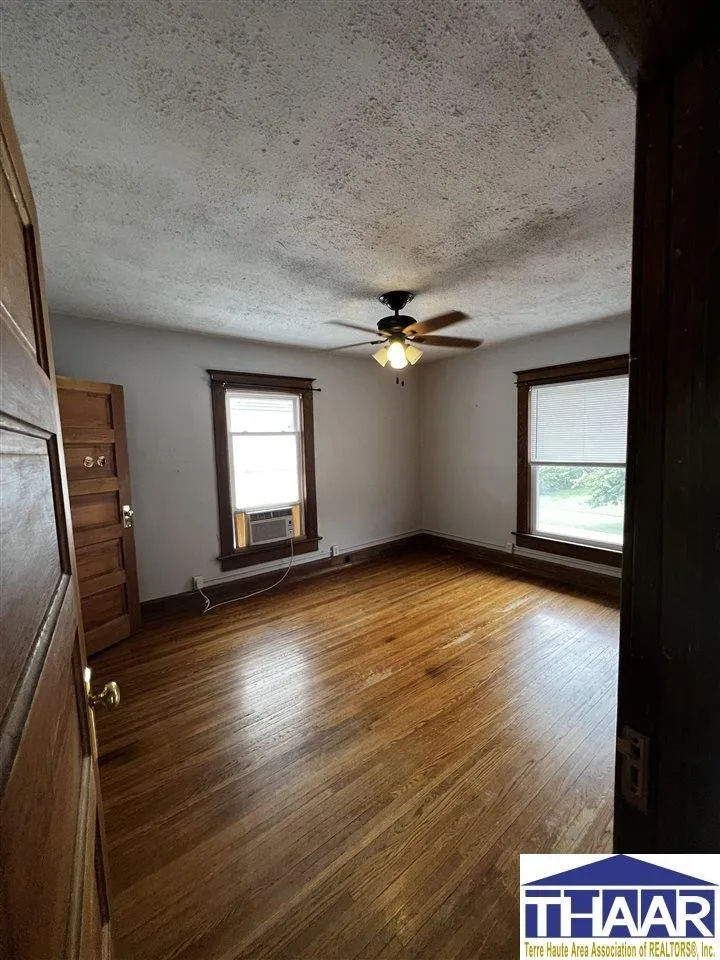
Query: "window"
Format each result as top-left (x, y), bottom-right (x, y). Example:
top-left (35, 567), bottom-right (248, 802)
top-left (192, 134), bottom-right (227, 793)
top-left (210, 371), bottom-right (319, 570)
top-left (228, 392), bottom-right (301, 512)
top-left (515, 355), bottom-right (629, 566)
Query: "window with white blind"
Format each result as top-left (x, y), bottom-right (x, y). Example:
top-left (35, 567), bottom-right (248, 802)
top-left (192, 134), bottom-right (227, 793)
top-left (516, 356), bottom-right (629, 561)
top-left (209, 371), bottom-right (319, 571)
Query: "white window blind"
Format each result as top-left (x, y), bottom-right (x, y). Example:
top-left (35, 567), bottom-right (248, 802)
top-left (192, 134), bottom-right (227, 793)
top-left (529, 375), bottom-right (629, 464)
top-left (228, 393), bottom-right (298, 434)
top-left (226, 392), bottom-right (302, 511)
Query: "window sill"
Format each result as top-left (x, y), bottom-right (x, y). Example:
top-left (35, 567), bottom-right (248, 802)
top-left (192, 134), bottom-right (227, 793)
top-left (513, 532), bottom-right (622, 569)
top-left (218, 536), bottom-right (322, 571)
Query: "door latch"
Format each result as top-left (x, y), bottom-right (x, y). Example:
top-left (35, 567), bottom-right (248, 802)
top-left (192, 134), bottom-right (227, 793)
top-left (122, 504), bottom-right (134, 528)
top-left (617, 725), bottom-right (649, 812)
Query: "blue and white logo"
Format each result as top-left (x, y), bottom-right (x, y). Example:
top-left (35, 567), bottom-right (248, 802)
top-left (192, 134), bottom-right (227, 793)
top-left (521, 854), bottom-right (720, 957)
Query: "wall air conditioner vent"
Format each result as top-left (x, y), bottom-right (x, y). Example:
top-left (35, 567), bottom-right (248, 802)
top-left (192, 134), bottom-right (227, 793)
top-left (247, 508), bottom-right (294, 546)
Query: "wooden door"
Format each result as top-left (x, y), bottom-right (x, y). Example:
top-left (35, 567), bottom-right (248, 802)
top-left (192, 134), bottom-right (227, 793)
top-left (580, 5), bottom-right (720, 849)
top-left (0, 78), bottom-right (114, 956)
top-left (614, 44), bottom-right (720, 851)
top-left (57, 378), bottom-right (141, 654)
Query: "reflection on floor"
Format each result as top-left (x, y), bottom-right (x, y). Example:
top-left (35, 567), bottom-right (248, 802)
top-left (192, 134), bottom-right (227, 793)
top-left (92, 550), bottom-right (618, 960)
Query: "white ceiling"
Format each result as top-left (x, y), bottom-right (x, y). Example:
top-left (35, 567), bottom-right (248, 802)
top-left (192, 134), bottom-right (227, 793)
top-left (1, 0), bottom-right (634, 356)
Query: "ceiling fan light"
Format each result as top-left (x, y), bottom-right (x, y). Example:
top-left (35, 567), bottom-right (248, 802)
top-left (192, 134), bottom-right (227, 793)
top-left (405, 343), bottom-right (423, 365)
top-left (386, 339), bottom-right (408, 369)
top-left (372, 346), bottom-right (389, 367)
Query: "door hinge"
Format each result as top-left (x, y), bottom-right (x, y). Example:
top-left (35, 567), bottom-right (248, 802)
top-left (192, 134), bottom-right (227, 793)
top-left (617, 725), bottom-right (649, 812)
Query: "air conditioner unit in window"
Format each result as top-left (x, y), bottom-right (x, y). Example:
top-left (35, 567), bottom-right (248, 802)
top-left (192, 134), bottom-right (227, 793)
top-left (247, 508), bottom-right (294, 546)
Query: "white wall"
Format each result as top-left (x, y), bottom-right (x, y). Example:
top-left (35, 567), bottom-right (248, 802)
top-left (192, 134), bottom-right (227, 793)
top-left (52, 313), bottom-right (629, 601)
top-left (51, 315), bottom-right (421, 601)
top-left (420, 315), bottom-right (630, 570)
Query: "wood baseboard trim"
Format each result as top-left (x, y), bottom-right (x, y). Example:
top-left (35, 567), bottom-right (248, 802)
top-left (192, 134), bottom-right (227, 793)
top-left (140, 529), bottom-right (621, 625)
top-left (421, 532), bottom-right (621, 602)
top-left (140, 533), bottom-right (425, 623)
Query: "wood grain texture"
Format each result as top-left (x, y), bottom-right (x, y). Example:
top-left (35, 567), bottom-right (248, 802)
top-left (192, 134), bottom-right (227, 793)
top-left (425, 532), bottom-right (621, 601)
top-left (91, 551), bottom-right (618, 960)
top-left (140, 533), bottom-right (423, 623)
top-left (514, 355), bottom-right (629, 386)
top-left (58, 377), bottom-right (141, 652)
top-left (0, 427), bottom-right (62, 709)
top-left (1, 595), bottom-right (84, 959)
top-left (1, 76), bottom-right (112, 958)
top-left (0, 163), bottom-right (36, 355)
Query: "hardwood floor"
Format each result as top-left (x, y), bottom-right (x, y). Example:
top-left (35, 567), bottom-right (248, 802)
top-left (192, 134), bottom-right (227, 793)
top-left (91, 550), bottom-right (619, 960)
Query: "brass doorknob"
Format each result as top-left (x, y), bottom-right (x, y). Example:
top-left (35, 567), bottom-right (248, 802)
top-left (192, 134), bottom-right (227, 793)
top-left (88, 681), bottom-right (120, 711)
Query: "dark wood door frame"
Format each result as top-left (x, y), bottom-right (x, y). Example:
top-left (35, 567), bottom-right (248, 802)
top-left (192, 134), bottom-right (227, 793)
top-left (579, 4), bottom-right (720, 850)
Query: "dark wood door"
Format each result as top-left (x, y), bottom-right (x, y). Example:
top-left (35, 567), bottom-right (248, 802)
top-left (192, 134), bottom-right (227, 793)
top-left (578, 4), bottom-right (720, 850)
top-left (57, 377), bottom-right (141, 654)
top-left (614, 43), bottom-right (720, 851)
top-left (0, 78), bottom-right (114, 956)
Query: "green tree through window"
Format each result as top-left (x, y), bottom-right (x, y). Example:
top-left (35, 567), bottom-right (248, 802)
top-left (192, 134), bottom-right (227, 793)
top-left (538, 466), bottom-right (625, 509)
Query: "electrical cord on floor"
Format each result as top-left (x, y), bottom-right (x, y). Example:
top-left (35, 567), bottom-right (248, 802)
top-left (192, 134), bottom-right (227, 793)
top-left (197, 537), bottom-right (295, 614)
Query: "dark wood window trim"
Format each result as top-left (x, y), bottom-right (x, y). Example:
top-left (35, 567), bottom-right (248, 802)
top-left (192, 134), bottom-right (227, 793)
top-left (209, 370), bottom-right (320, 571)
top-left (514, 354), bottom-right (629, 569)
top-left (515, 354), bottom-right (629, 386)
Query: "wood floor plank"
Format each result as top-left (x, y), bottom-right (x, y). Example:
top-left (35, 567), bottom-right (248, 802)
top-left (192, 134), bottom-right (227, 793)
top-left (91, 551), bottom-right (619, 960)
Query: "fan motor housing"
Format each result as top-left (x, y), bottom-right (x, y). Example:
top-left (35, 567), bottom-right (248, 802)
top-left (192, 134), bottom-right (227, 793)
top-left (378, 314), bottom-right (413, 337)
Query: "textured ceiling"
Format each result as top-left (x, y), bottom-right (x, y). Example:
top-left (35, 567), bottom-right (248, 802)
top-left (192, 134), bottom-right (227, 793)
top-left (0, 0), bottom-right (634, 355)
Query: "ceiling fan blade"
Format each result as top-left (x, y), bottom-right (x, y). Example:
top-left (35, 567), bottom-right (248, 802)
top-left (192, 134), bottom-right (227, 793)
top-left (327, 340), bottom-right (385, 351)
top-left (330, 321), bottom-right (387, 337)
top-left (403, 310), bottom-right (469, 337)
top-left (413, 334), bottom-right (483, 349)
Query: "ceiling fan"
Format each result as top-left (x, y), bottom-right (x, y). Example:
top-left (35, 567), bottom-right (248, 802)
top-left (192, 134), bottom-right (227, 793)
top-left (331, 291), bottom-right (482, 369)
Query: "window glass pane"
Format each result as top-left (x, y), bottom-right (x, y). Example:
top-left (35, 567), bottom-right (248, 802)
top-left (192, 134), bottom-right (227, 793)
top-left (228, 392), bottom-right (298, 434)
top-left (530, 376), bottom-right (628, 464)
top-left (232, 435), bottom-right (300, 510)
top-left (533, 465), bottom-right (625, 546)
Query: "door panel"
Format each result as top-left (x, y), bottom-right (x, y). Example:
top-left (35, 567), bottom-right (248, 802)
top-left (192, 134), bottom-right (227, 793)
top-left (85, 615), bottom-right (132, 654)
top-left (0, 428), bottom-right (62, 708)
top-left (78, 571), bottom-right (127, 600)
top-left (58, 378), bottom-right (140, 654)
top-left (0, 161), bottom-right (37, 357)
top-left (82, 585), bottom-right (127, 632)
top-left (71, 491), bottom-right (121, 530)
top-left (58, 387), bottom-right (113, 428)
top-left (78, 832), bottom-right (107, 960)
top-left (0, 77), bottom-right (113, 957)
top-left (2, 604), bottom-right (84, 957)
top-left (65, 443), bottom-right (116, 481)
top-left (68, 762), bottom-right (110, 960)
top-left (75, 540), bottom-right (124, 581)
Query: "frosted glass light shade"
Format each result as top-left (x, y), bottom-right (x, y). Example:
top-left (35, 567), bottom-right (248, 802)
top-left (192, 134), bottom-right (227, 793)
top-left (405, 343), bottom-right (423, 365)
top-left (387, 339), bottom-right (408, 369)
top-left (372, 346), bottom-right (389, 367)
